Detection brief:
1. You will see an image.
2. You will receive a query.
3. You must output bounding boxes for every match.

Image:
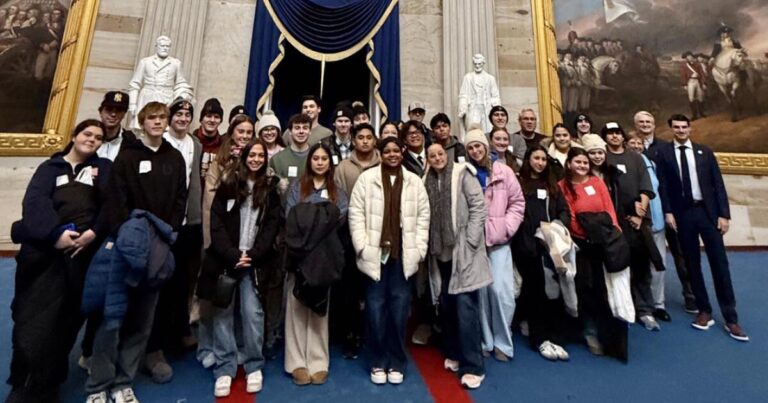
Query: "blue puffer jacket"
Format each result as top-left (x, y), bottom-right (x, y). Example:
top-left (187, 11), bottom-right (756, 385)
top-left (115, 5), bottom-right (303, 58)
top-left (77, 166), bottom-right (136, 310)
top-left (81, 209), bottom-right (177, 329)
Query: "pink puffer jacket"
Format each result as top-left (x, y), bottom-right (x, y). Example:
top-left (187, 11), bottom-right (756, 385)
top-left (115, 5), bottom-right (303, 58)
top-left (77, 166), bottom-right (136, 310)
top-left (484, 161), bottom-right (525, 246)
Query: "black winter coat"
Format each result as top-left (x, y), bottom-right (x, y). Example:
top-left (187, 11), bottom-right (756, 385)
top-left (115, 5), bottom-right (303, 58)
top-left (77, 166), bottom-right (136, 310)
top-left (576, 212), bottom-right (631, 273)
top-left (284, 201), bottom-right (345, 315)
top-left (197, 177), bottom-right (283, 301)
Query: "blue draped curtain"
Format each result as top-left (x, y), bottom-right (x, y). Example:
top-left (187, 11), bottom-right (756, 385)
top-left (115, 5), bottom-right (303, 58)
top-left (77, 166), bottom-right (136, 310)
top-left (244, 0), bottom-right (400, 121)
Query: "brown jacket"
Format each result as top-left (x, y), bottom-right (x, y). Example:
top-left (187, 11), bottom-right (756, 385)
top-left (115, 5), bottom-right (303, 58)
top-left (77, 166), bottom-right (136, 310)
top-left (333, 149), bottom-right (381, 195)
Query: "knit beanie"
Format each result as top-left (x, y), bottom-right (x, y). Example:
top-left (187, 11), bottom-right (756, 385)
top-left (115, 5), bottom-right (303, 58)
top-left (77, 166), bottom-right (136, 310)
top-left (580, 133), bottom-right (607, 152)
top-left (257, 110), bottom-right (281, 134)
top-left (464, 126), bottom-right (489, 149)
top-left (200, 98), bottom-right (223, 121)
top-left (229, 105), bottom-right (247, 123)
top-left (169, 97), bottom-right (194, 118)
top-left (333, 105), bottom-right (354, 121)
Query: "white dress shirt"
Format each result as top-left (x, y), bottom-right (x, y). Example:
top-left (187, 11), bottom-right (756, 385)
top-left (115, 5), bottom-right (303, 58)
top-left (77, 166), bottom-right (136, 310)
top-left (673, 139), bottom-right (703, 201)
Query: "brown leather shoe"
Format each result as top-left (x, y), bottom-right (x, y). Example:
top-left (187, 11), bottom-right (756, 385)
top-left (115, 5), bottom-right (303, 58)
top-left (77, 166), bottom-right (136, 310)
top-left (725, 323), bottom-right (750, 342)
top-left (691, 312), bottom-right (715, 330)
top-left (292, 368), bottom-right (311, 386)
top-left (493, 347), bottom-right (509, 362)
top-left (310, 370), bottom-right (328, 385)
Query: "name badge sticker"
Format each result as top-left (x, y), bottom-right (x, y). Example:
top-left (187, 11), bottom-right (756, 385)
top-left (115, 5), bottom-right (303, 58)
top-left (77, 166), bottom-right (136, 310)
top-left (697, 150), bottom-right (703, 155)
top-left (537, 189), bottom-right (547, 200)
top-left (139, 160), bottom-right (152, 174)
top-left (55, 174), bottom-right (69, 187)
top-left (226, 199), bottom-right (235, 212)
top-left (458, 156), bottom-right (466, 163)
top-left (507, 146), bottom-right (514, 154)
top-left (584, 185), bottom-right (596, 196)
top-left (288, 166), bottom-right (298, 178)
top-left (320, 189), bottom-right (328, 199)
top-left (617, 164), bottom-right (627, 173)
top-left (332, 155), bottom-right (339, 166)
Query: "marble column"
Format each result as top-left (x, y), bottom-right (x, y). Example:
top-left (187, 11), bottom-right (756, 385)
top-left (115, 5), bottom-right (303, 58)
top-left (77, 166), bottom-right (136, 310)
top-left (134, 0), bottom-right (209, 98)
top-left (442, 0), bottom-right (499, 138)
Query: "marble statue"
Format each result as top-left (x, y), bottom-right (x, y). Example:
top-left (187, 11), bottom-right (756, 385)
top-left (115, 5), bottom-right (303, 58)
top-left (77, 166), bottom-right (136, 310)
top-left (128, 35), bottom-right (193, 128)
top-left (458, 54), bottom-right (501, 134)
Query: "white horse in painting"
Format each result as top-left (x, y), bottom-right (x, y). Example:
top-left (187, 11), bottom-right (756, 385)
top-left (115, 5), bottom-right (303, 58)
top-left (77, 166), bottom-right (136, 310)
top-left (711, 47), bottom-right (748, 120)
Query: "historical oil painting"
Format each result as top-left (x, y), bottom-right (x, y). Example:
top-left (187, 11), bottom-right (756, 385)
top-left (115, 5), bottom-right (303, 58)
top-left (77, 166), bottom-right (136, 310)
top-left (0, 0), bottom-right (68, 133)
top-left (553, 0), bottom-right (767, 154)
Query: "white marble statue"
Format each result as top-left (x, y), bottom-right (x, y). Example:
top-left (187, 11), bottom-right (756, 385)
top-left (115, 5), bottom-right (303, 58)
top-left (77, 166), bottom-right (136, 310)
top-left (458, 54), bottom-right (501, 134)
top-left (128, 35), bottom-right (194, 128)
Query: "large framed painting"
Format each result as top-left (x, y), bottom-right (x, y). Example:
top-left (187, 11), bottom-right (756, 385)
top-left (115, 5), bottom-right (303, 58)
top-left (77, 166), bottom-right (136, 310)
top-left (0, 0), bottom-right (99, 156)
top-left (532, 0), bottom-right (768, 175)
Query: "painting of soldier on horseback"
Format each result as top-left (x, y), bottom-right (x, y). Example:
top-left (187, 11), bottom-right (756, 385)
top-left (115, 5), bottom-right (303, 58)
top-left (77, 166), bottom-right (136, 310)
top-left (553, 0), bottom-right (768, 154)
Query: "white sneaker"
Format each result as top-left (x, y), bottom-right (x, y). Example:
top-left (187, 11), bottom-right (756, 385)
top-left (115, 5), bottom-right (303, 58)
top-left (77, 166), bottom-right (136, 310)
top-left (443, 358), bottom-right (459, 372)
top-left (550, 343), bottom-right (570, 361)
top-left (200, 352), bottom-right (215, 369)
top-left (387, 369), bottom-right (404, 384)
top-left (538, 341), bottom-right (558, 361)
top-left (85, 392), bottom-right (108, 403)
top-left (370, 368), bottom-right (387, 385)
top-left (214, 375), bottom-right (232, 397)
top-left (640, 315), bottom-right (661, 331)
top-left (460, 373), bottom-right (485, 389)
top-left (111, 387), bottom-right (139, 403)
top-left (246, 370), bottom-right (263, 393)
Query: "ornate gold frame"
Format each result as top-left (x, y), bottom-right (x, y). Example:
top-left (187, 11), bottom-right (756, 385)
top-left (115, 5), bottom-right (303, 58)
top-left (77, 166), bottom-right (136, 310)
top-left (531, 0), bottom-right (768, 175)
top-left (0, 0), bottom-right (101, 156)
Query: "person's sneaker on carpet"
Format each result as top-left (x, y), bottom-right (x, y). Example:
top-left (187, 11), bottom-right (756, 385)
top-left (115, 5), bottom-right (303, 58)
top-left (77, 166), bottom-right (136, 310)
top-left (640, 315), bottom-right (661, 331)
top-left (691, 312), bottom-right (715, 330)
top-left (725, 323), bottom-right (749, 342)
top-left (144, 350), bottom-right (173, 383)
top-left (653, 308), bottom-right (672, 322)
top-left (411, 323), bottom-right (432, 345)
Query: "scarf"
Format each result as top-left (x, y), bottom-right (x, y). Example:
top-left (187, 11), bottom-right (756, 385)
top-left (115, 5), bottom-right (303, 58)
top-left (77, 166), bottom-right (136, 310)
top-left (426, 163), bottom-right (455, 257)
top-left (380, 165), bottom-right (403, 260)
top-left (195, 127), bottom-right (222, 154)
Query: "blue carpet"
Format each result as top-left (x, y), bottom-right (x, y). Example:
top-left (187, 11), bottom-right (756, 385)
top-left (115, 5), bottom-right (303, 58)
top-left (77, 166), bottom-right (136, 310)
top-left (1, 253), bottom-right (766, 402)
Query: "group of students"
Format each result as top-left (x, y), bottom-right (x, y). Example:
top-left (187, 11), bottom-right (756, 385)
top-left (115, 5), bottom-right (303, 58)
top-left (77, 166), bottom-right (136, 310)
top-left (5, 91), bottom-right (748, 403)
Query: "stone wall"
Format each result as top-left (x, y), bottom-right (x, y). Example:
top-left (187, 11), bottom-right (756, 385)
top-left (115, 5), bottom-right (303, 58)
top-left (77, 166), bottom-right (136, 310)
top-left (399, 0), bottom-right (443, 120)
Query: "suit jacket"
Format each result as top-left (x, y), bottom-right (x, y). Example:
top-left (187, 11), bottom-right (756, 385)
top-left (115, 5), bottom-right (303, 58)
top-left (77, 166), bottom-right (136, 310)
top-left (643, 135), bottom-right (667, 162)
top-left (653, 140), bottom-right (730, 225)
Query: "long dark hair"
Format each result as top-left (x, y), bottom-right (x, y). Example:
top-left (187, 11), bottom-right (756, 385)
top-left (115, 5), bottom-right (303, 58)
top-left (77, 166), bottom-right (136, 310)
top-left (563, 147), bottom-right (591, 199)
top-left (519, 144), bottom-right (560, 197)
top-left (59, 119), bottom-right (107, 156)
top-left (230, 139), bottom-right (271, 212)
top-left (215, 115), bottom-right (254, 166)
top-left (299, 143), bottom-right (338, 203)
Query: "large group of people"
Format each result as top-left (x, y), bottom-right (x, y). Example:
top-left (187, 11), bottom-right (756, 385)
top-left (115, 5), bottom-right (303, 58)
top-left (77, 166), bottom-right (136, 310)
top-left (5, 89), bottom-right (749, 403)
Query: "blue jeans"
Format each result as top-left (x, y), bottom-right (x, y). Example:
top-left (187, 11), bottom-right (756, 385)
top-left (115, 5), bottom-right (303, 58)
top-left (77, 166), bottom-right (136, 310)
top-left (479, 244), bottom-right (516, 357)
top-left (212, 274), bottom-right (264, 378)
top-left (365, 257), bottom-right (412, 373)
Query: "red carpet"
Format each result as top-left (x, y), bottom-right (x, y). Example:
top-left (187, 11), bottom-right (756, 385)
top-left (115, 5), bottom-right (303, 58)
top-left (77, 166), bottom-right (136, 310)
top-left (409, 344), bottom-right (473, 403)
top-left (216, 367), bottom-right (255, 403)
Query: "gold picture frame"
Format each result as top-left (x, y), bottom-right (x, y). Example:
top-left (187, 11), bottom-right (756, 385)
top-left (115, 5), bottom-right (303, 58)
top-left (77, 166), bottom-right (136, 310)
top-left (0, 0), bottom-right (100, 156)
top-left (531, 0), bottom-right (768, 175)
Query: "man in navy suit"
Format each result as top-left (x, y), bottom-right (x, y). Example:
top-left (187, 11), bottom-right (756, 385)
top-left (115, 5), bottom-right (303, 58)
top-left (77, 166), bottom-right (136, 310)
top-left (653, 114), bottom-right (748, 341)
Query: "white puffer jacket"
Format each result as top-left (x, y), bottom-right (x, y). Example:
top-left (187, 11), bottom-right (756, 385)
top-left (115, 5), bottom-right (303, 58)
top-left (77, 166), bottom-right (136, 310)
top-left (348, 166), bottom-right (430, 281)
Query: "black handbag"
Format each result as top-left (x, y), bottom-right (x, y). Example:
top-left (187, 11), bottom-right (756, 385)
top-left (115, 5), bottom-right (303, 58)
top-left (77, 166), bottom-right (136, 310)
top-left (212, 272), bottom-right (237, 309)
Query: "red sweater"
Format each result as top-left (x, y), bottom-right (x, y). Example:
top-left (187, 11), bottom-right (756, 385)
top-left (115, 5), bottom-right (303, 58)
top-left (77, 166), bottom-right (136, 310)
top-left (558, 176), bottom-right (619, 240)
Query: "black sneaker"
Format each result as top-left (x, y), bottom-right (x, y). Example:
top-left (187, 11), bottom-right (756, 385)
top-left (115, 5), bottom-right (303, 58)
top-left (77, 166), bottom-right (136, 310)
top-left (653, 308), bottom-right (672, 322)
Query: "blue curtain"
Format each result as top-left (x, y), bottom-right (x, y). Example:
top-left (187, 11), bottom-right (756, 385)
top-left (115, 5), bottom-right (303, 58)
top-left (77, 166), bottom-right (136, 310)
top-left (244, 0), bottom-right (400, 121)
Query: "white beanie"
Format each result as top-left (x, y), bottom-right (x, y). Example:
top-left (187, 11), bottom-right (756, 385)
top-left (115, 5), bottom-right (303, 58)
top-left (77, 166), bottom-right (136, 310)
top-left (580, 133), bottom-right (606, 152)
top-left (463, 125), bottom-right (489, 148)
top-left (257, 110), bottom-right (281, 134)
